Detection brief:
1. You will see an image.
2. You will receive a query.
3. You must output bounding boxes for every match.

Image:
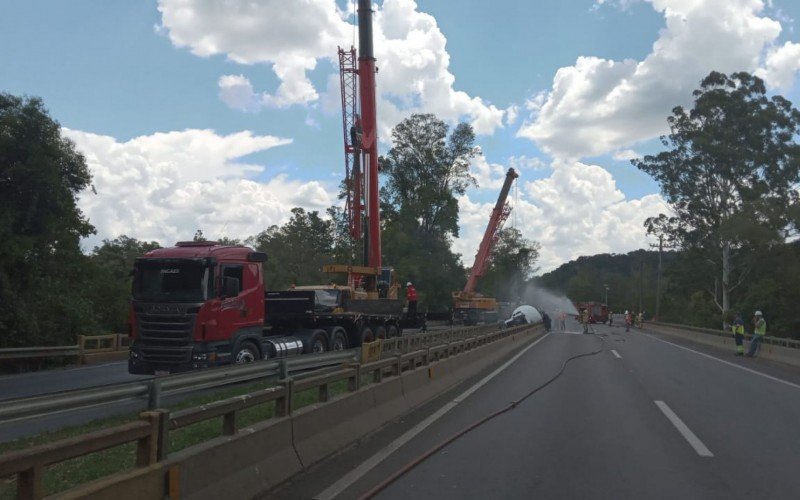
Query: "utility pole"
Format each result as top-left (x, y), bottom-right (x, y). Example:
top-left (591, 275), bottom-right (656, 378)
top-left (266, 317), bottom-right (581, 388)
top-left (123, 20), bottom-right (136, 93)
top-left (649, 234), bottom-right (677, 321)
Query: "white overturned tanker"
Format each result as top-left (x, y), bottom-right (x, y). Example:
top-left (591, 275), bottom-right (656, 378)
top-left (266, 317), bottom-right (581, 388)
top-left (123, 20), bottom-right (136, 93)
top-left (502, 305), bottom-right (543, 327)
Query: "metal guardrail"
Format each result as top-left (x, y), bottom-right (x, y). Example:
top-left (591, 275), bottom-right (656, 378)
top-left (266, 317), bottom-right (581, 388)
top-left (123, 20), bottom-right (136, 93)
top-left (0, 345), bottom-right (81, 360)
top-left (0, 323), bottom-right (516, 428)
top-left (0, 334), bottom-right (130, 363)
top-left (0, 350), bottom-right (356, 426)
top-left (649, 321), bottom-right (800, 349)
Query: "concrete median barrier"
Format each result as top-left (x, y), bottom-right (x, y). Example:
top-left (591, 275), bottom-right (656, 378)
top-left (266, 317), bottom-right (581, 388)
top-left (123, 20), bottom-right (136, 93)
top-left (292, 387), bottom-right (378, 467)
top-left (645, 323), bottom-right (800, 368)
top-left (164, 417), bottom-right (301, 500)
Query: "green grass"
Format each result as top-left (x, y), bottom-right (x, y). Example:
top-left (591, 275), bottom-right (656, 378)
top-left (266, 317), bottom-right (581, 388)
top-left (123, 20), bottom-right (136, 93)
top-left (0, 377), bottom-right (353, 498)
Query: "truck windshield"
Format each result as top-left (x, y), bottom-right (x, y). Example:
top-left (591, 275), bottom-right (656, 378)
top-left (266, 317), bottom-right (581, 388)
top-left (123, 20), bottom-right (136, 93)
top-left (133, 260), bottom-right (213, 302)
top-left (314, 289), bottom-right (340, 312)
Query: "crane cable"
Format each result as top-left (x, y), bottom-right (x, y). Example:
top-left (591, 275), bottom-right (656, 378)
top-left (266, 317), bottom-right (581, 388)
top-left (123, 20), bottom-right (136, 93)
top-left (357, 337), bottom-right (606, 499)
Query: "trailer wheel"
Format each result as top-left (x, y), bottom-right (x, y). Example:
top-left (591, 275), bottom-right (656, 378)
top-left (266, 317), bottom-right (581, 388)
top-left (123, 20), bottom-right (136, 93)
top-left (234, 340), bottom-right (260, 364)
top-left (387, 325), bottom-right (399, 338)
top-left (304, 329), bottom-right (328, 354)
top-left (330, 328), bottom-right (348, 351)
top-left (375, 326), bottom-right (387, 339)
top-left (360, 326), bottom-right (375, 345)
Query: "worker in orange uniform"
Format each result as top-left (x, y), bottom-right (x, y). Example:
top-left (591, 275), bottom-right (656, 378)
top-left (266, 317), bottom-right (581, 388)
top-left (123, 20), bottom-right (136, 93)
top-left (406, 282), bottom-right (418, 318)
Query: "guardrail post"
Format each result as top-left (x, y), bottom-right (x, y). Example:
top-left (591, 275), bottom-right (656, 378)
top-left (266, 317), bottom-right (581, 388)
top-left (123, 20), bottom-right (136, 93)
top-left (148, 378), bottom-right (162, 410)
top-left (223, 410), bottom-right (238, 435)
top-left (276, 378), bottom-right (293, 417)
top-left (319, 382), bottom-right (330, 403)
top-left (279, 358), bottom-right (289, 379)
top-left (394, 354), bottom-right (402, 375)
top-left (78, 334), bottom-right (86, 364)
top-left (347, 363), bottom-right (361, 392)
top-left (372, 363), bottom-right (383, 384)
top-left (137, 410), bottom-right (166, 466)
top-left (152, 409), bottom-right (169, 459)
top-left (18, 464), bottom-right (43, 500)
top-left (423, 347), bottom-right (430, 366)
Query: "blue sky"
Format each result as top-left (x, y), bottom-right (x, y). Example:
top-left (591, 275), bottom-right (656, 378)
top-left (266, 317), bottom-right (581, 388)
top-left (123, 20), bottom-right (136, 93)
top-left (3, 0), bottom-right (800, 270)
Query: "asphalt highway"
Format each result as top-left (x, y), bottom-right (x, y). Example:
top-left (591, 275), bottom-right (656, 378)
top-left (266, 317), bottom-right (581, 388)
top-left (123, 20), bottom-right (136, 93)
top-left (269, 318), bottom-right (800, 500)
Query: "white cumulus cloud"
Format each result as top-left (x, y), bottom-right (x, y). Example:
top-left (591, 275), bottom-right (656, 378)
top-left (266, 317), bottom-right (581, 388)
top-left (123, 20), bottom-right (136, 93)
top-left (158, 0), bottom-right (505, 134)
top-left (756, 41), bottom-right (800, 90)
top-left (65, 128), bottom-right (335, 249)
top-left (518, 0), bottom-right (790, 159)
top-left (455, 160), bottom-right (666, 272)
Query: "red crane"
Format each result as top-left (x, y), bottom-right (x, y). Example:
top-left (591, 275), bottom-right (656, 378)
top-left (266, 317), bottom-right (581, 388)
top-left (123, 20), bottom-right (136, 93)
top-left (453, 167), bottom-right (519, 324)
top-left (338, 0), bottom-right (381, 269)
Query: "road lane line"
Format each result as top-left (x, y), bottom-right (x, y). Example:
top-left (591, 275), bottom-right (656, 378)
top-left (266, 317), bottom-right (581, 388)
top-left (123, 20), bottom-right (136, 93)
top-left (611, 349), bottom-right (622, 359)
top-left (314, 332), bottom-right (552, 500)
top-left (643, 334), bottom-right (800, 391)
top-left (654, 400), bottom-right (713, 457)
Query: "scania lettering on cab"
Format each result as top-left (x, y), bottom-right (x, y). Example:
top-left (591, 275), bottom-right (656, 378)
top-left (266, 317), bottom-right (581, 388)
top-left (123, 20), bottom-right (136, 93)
top-left (128, 241), bottom-right (403, 375)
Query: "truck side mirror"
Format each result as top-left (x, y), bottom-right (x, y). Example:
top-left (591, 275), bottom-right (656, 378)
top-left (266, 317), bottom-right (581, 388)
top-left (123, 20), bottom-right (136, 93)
top-left (222, 277), bottom-right (240, 298)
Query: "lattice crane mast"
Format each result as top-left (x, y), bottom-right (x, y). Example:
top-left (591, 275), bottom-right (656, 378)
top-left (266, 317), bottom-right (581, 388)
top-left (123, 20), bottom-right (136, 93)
top-left (338, 0), bottom-right (381, 269)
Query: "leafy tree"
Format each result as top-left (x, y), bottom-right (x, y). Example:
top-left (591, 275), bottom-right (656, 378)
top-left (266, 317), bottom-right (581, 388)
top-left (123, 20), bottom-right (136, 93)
top-left (249, 208), bottom-right (335, 289)
top-left (379, 113), bottom-right (478, 238)
top-left (85, 236), bottom-right (161, 332)
top-left (479, 228), bottom-right (540, 302)
top-left (192, 229), bottom-right (206, 241)
top-left (0, 93), bottom-right (95, 346)
top-left (634, 72), bottom-right (800, 323)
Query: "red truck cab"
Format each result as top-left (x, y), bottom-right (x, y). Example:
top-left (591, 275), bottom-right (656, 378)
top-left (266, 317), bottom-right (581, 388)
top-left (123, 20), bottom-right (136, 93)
top-left (128, 241), bottom-right (267, 374)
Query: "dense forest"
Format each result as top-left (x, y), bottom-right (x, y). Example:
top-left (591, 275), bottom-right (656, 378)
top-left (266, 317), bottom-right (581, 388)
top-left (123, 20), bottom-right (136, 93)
top-left (536, 244), bottom-right (800, 338)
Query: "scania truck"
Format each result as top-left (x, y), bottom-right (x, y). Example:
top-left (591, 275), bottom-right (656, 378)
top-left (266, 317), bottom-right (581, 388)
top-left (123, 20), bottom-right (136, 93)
top-left (127, 241), bottom-right (403, 374)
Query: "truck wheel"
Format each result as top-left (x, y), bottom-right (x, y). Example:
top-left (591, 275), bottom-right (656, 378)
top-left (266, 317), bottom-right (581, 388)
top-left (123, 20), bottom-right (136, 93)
top-left (387, 325), bottom-right (399, 338)
top-left (360, 326), bottom-right (375, 345)
top-left (304, 329), bottom-right (328, 354)
top-left (330, 328), bottom-right (348, 351)
top-left (375, 326), bottom-right (387, 339)
top-left (234, 340), bottom-right (260, 364)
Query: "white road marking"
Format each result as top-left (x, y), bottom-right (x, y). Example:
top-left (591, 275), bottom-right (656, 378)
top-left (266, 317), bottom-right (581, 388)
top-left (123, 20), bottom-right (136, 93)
top-left (643, 334), bottom-right (800, 391)
top-left (314, 332), bottom-right (552, 500)
top-left (611, 349), bottom-right (621, 359)
top-left (654, 400), bottom-right (714, 457)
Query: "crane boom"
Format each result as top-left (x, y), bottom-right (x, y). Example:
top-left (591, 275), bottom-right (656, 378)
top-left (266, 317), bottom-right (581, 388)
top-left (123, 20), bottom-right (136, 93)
top-left (338, 0), bottom-right (381, 269)
top-left (462, 167), bottom-right (518, 296)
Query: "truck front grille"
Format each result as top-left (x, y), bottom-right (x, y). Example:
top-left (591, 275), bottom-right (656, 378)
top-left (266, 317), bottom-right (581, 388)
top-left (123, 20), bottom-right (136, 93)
top-left (134, 303), bottom-right (199, 365)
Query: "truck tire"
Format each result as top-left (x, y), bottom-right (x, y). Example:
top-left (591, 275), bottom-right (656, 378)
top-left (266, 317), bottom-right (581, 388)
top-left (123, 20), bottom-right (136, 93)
top-left (304, 329), bottom-right (329, 354)
top-left (234, 340), bottom-right (260, 364)
top-left (329, 327), bottom-right (348, 351)
top-left (374, 326), bottom-right (387, 339)
top-left (360, 326), bottom-right (375, 345)
top-left (387, 324), bottom-right (399, 338)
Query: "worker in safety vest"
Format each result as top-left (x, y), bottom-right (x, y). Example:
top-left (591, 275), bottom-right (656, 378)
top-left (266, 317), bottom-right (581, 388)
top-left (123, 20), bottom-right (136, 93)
top-left (746, 311), bottom-right (766, 357)
top-left (731, 313), bottom-right (745, 356)
top-left (406, 282), bottom-right (418, 318)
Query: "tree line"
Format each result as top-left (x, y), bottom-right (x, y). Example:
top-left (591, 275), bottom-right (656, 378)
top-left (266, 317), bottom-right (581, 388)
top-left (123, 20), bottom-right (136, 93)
top-left (538, 72), bottom-right (800, 338)
top-left (4, 69), bottom-right (799, 346)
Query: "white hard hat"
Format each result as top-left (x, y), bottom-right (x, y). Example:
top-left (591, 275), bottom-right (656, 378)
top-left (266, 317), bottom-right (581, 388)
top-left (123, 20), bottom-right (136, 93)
top-left (625, 310), bottom-right (629, 314)
top-left (755, 310), bottom-right (763, 316)
top-left (406, 282), bottom-right (412, 286)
